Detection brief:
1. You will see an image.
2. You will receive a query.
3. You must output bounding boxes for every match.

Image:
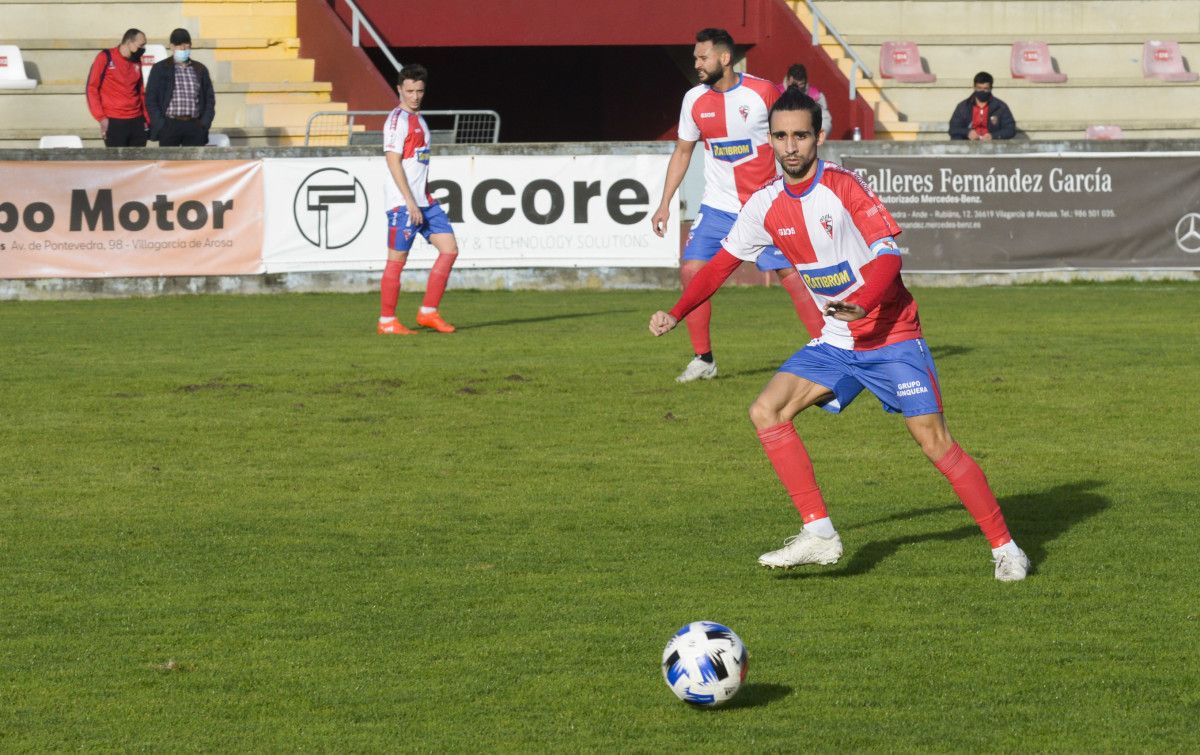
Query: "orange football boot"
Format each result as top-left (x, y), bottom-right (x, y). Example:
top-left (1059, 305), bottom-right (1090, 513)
top-left (377, 319), bottom-right (416, 335)
top-left (415, 310), bottom-right (456, 333)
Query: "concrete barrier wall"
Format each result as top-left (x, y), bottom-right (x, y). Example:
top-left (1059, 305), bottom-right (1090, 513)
top-left (2, 140), bottom-right (1198, 299)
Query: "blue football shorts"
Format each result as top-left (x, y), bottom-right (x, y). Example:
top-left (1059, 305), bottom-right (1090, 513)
top-left (386, 201), bottom-right (454, 252)
top-left (683, 203), bottom-right (791, 272)
top-left (778, 338), bottom-right (944, 417)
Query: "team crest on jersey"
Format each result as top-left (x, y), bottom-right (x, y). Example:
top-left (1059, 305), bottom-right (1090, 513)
top-left (801, 261), bottom-right (856, 296)
top-left (819, 213), bottom-right (834, 239)
top-left (711, 138), bottom-right (753, 163)
top-left (738, 105), bottom-right (750, 121)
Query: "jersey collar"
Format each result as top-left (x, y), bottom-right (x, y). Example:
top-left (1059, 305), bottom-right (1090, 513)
top-left (782, 159), bottom-right (825, 199)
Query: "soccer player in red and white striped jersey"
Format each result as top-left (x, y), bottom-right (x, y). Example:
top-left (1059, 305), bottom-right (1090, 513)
top-left (650, 28), bottom-right (818, 384)
top-left (377, 64), bottom-right (458, 335)
top-left (649, 88), bottom-right (1030, 581)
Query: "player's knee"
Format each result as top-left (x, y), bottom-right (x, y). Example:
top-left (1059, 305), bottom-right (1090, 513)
top-left (747, 398), bottom-right (781, 429)
top-left (916, 429), bottom-right (953, 461)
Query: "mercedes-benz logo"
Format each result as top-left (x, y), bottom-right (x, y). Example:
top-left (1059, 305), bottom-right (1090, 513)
top-left (1175, 212), bottom-right (1200, 254)
top-left (293, 168), bottom-right (369, 250)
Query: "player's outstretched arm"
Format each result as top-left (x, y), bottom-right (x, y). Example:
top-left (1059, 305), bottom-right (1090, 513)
top-left (648, 311), bottom-right (679, 336)
top-left (651, 139), bottom-right (697, 238)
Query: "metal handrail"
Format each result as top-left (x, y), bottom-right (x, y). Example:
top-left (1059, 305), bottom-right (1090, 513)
top-left (304, 109), bottom-right (502, 146)
top-left (804, 0), bottom-right (872, 100)
top-left (338, 0), bottom-right (403, 74)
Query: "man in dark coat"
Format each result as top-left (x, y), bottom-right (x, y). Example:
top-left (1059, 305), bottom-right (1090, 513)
top-left (146, 28), bottom-right (216, 146)
top-left (949, 71), bottom-right (1016, 140)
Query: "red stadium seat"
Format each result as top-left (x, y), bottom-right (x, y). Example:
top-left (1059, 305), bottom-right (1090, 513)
top-left (1010, 42), bottom-right (1067, 83)
top-left (879, 41), bottom-right (937, 83)
top-left (1085, 125), bottom-right (1124, 140)
top-left (1142, 40), bottom-right (1199, 82)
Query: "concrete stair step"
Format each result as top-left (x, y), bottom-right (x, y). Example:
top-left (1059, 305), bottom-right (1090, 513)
top-left (198, 15), bottom-right (296, 39)
top-left (251, 101), bottom-right (346, 129)
top-left (0, 125), bottom-right (319, 148)
top-left (856, 42), bottom-right (1195, 81)
top-left (865, 80), bottom-right (1200, 121)
top-left (0, 3), bottom-right (200, 39)
top-left (223, 58), bottom-right (315, 83)
top-left (0, 88), bottom-right (331, 129)
top-left (812, 1), bottom-right (1198, 37)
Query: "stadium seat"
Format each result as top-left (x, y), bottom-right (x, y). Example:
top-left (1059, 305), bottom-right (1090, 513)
top-left (1010, 42), bottom-right (1068, 83)
top-left (140, 44), bottom-right (168, 86)
top-left (0, 45), bottom-right (38, 89)
top-left (38, 134), bottom-right (84, 148)
top-left (879, 41), bottom-right (937, 83)
top-left (1085, 125), bottom-right (1124, 140)
top-left (206, 132), bottom-right (231, 147)
top-left (1142, 40), bottom-right (1199, 82)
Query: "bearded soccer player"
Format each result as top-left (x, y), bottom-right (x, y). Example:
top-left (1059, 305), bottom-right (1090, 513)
top-left (377, 64), bottom-right (458, 335)
top-left (648, 88), bottom-right (1030, 582)
top-left (650, 28), bottom-right (819, 383)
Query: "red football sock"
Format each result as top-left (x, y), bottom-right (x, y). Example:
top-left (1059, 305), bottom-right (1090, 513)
top-left (380, 258), bottom-right (405, 318)
top-left (935, 443), bottom-right (1012, 548)
top-left (421, 253), bottom-right (458, 310)
top-left (778, 271), bottom-right (825, 339)
top-left (680, 265), bottom-right (712, 355)
top-left (757, 422), bottom-right (828, 523)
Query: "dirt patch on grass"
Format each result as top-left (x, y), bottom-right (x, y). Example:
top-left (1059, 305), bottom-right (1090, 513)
top-left (177, 379), bottom-right (255, 393)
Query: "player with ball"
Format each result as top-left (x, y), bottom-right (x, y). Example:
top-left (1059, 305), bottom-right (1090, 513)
top-left (648, 88), bottom-right (1030, 582)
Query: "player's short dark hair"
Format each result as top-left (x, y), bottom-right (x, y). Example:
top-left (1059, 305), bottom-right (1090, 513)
top-left (121, 28), bottom-right (144, 45)
top-left (786, 63), bottom-right (808, 82)
top-left (973, 71), bottom-right (994, 86)
top-left (695, 28), bottom-right (735, 53)
top-left (769, 85), bottom-right (824, 133)
top-left (398, 64), bottom-right (428, 86)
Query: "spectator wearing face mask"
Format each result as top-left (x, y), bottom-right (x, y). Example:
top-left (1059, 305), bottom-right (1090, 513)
top-left (949, 71), bottom-right (1016, 140)
top-left (146, 28), bottom-right (216, 147)
top-left (85, 28), bottom-right (150, 147)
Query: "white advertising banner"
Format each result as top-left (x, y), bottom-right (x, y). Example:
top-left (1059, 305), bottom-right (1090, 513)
top-left (262, 154), bottom-right (678, 272)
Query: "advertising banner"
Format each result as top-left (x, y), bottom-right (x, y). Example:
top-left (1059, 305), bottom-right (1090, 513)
top-left (0, 160), bottom-right (263, 278)
top-left (262, 154), bottom-right (678, 272)
top-left (841, 154), bottom-right (1200, 270)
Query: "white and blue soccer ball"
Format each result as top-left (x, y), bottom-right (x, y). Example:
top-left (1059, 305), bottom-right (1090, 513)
top-left (661, 621), bottom-right (748, 707)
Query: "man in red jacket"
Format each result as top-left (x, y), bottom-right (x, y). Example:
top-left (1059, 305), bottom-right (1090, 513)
top-left (85, 29), bottom-right (149, 147)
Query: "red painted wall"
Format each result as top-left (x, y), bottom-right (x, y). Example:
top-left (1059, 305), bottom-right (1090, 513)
top-left (296, 0), bottom-right (396, 130)
top-left (303, 0), bottom-right (873, 141)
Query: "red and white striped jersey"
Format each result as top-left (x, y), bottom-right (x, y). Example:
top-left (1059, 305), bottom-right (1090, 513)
top-left (722, 160), bottom-right (922, 351)
top-left (383, 106), bottom-right (432, 210)
top-left (678, 74), bottom-right (780, 213)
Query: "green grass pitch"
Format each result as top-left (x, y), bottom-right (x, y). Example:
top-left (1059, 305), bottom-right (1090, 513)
top-left (1, 283), bottom-right (1198, 751)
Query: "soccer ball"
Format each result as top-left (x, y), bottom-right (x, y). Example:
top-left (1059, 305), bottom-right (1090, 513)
top-left (661, 621), bottom-right (748, 707)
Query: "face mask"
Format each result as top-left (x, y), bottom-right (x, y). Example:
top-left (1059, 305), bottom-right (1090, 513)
top-left (174, 49), bottom-right (190, 63)
top-left (974, 89), bottom-right (992, 102)
top-left (129, 46), bottom-right (145, 61)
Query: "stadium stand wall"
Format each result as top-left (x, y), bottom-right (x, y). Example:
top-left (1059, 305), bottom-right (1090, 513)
top-left (0, 0), bottom-right (352, 147)
top-left (794, 0), bottom-right (1200, 140)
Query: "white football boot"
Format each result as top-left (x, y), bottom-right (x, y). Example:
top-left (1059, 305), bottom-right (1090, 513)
top-left (758, 530), bottom-right (844, 569)
top-left (676, 356), bottom-right (717, 383)
top-left (993, 544), bottom-right (1031, 582)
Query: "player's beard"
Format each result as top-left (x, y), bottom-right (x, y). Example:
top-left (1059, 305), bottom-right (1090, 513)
top-left (697, 63), bottom-right (725, 85)
top-left (781, 154), bottom-right (818, 181)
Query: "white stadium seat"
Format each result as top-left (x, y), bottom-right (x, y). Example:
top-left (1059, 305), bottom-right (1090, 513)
top-left (38, 135), bottom-right (84, 149)
top-left (206, 132), bottom-right (231, 147)
top-left (140, 44), bottom-right (168, 86)
top-left (0, 45), bottom-right (38, 89)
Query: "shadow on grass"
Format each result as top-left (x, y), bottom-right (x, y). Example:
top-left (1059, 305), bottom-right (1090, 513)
top-left (932, 344), bottom-right (973, 360)
top-left (773, 480), bottom-right (1109, 579)
top-left (709, 682), bottom-right (792, 711)
top-left (454, 309), bottom-right (635, 331)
